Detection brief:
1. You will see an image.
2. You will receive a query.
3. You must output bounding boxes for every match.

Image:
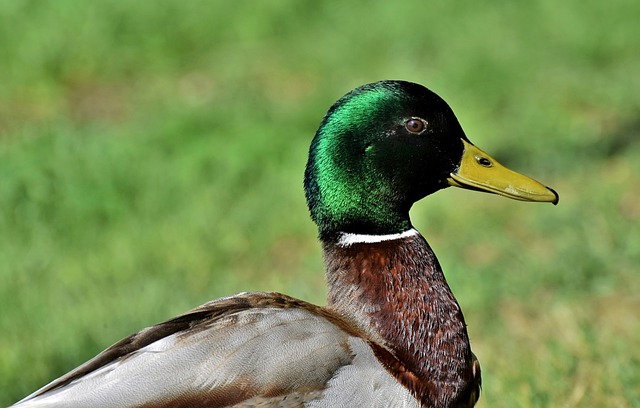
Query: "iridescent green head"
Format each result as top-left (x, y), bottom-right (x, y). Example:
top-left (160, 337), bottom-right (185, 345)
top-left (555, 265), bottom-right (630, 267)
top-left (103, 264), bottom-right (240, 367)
top-left (304, 81), bottom-right (558, 240)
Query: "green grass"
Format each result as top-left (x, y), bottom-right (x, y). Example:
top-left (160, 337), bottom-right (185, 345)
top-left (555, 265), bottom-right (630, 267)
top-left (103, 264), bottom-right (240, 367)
top-left (1, 1), bottom-right (639, 406)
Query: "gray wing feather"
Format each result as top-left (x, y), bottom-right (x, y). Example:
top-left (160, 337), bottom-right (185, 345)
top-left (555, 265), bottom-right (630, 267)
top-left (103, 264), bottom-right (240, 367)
top-left (12, 293), bottom-right (417, 407)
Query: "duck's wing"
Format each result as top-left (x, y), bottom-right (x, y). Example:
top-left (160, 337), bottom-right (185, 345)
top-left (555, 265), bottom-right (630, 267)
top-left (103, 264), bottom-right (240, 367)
top-left (13, 292), bottom-right (419, 408)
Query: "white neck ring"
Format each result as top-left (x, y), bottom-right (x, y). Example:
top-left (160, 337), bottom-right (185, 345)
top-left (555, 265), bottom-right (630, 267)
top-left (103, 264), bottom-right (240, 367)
top-left (336, 229), bottom-right (419, 246)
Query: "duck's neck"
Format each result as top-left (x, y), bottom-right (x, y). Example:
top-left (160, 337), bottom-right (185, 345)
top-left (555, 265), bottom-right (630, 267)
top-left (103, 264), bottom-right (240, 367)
top-left (322, 229), bottom-right (476, 406)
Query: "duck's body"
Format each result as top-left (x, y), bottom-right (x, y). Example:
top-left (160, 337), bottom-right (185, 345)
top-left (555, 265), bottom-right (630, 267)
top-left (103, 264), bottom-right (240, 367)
top-left (15, 231), bottom-right (478, 408)
top-left (13, 81), bottom-right (557, 408)
top-left (17, 293), bottom-right (419, 407)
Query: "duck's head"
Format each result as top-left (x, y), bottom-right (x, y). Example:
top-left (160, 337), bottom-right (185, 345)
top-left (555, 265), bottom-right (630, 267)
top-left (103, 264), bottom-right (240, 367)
top-left (304, 80), bottom-right (558, 240)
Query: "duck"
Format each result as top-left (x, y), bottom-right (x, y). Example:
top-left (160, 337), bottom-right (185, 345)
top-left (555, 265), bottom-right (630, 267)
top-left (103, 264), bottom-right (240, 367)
top-left (12, 80), bottom-right (558, 408)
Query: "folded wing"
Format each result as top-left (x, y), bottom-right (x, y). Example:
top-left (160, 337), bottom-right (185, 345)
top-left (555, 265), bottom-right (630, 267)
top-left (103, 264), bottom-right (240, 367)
top-left (13, 293), bottom-right (418, 408)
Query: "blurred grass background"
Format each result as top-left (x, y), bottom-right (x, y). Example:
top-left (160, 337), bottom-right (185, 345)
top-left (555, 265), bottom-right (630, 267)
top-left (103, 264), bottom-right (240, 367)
top-left (1, 1), bottom-right (639, 406)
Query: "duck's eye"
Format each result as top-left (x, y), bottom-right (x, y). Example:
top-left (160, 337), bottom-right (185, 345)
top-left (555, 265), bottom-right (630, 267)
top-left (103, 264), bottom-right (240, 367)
top-left (405, 118), bottom-right (427, 134)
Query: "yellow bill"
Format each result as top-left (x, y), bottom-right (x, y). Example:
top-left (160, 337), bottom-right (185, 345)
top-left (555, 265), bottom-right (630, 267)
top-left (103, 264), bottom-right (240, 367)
top-left (448, 139), bottom-right (559, 204)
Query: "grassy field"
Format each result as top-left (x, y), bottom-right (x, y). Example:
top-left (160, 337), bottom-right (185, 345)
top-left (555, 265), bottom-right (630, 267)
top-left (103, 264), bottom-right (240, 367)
top-left (1, 1), bottom-right (639, 406)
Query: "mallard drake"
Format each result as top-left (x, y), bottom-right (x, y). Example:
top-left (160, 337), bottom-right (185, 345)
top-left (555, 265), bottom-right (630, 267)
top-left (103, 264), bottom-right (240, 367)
top-left (12, 80), bottom-right (558, 408)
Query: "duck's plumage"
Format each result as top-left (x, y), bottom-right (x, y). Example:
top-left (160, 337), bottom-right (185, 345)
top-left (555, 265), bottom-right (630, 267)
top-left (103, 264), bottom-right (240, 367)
top-left (13, 80), bottom-right (557, 408)
top-left (17, 292), bottom-right (427, 407)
